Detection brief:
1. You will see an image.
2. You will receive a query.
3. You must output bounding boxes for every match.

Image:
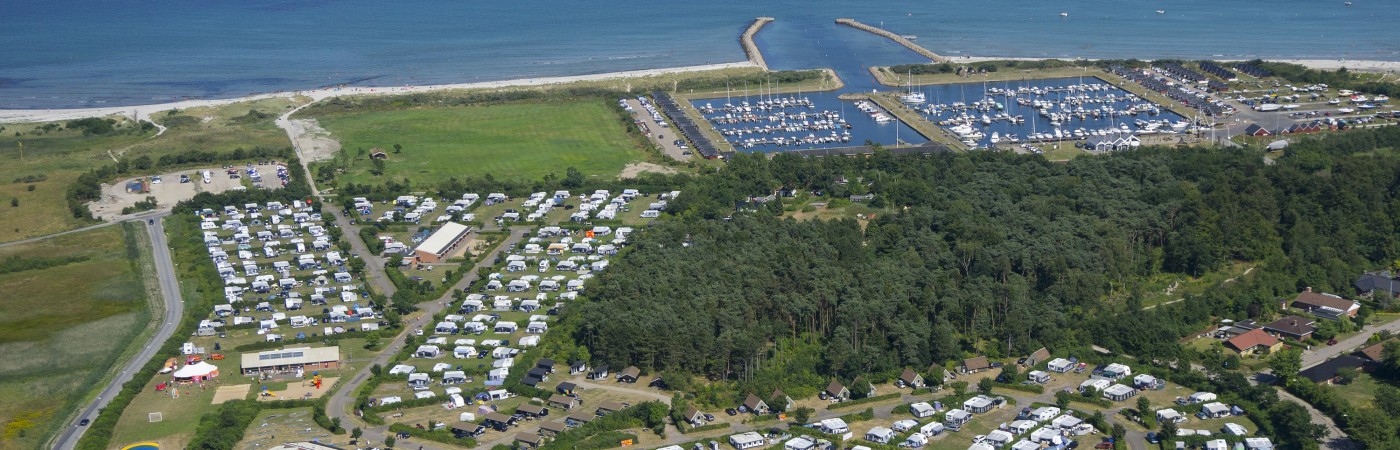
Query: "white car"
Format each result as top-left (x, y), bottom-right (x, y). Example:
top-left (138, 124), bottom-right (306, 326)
top-left (151, 176), bottom-right (162, 184)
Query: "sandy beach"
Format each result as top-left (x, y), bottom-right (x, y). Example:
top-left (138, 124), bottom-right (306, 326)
top-left (0, 61), bottom-right (756, 124)
top-left (1, 56), bottom-right (1395, 125)
top-left (954, 56), bottom-right (1400, 73)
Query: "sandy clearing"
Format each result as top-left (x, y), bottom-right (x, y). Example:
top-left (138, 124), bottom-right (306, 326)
top-left (257, 377), bottom-right (338, 401)
top-left (87, 163), bottom-right (286, 220)
top-left (283, 118), bottom-right (341, 162)
top-left (619, 161), bottom-right (678, 179)
top-left (212, 384), bottom-right (251, 404)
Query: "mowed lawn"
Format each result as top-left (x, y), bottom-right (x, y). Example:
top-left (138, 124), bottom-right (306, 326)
top-left (316, 100), bottom-right (646, 184)
top-left (0, 225), bottom-right (153, 450)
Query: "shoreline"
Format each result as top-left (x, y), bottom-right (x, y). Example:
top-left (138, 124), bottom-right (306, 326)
top-left (0, 61), bottom-right (756, 124)
top-left (3, 56), bottom-right (1398, 124)
top-left (953, 56), bottom-right (1400, 72)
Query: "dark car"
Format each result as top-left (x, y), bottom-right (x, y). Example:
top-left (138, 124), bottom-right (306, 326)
top-left (725, 408), bottom-right (738, 416)
top-left (703, 413), bottom-right (715, 421)
top-left (1146, 432), bottom-right (1160, 444)
top-left (79, 419), bottom-right (90, 426)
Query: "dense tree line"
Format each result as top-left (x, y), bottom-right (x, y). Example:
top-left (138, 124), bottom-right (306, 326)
top-left (569, 127), bottom-right (1400, 392)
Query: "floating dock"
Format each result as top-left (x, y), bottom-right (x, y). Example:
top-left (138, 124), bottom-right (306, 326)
top-left (742, 17), bottom-right (775, 71)
top-left (835, 18), bottom-right (946, 63)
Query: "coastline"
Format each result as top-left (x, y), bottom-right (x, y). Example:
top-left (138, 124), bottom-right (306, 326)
top-left (0, 61), bottom-right (756, 124)
top-left (954, 56), bottom-right (1400, 73)
top-left (3, 56), bottom-right (1397, 125)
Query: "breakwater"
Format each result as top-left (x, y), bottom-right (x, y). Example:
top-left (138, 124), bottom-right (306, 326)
top-left (742, 17), bottom-right (774, 70)
top-left (834, 18), bottom-right (946, 63)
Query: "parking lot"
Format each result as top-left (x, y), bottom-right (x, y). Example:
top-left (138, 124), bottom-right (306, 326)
top-left (89, 162), bottom-right (287, 219)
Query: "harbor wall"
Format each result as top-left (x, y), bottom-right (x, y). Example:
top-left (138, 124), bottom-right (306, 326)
top-left (835, 18), bottom-right (946, 63)
top-left (742, 17), bottom-right (774, 71)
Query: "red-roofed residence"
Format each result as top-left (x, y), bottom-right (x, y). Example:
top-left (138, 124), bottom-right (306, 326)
top-left (1225, 328), bottom-right (1281, 355)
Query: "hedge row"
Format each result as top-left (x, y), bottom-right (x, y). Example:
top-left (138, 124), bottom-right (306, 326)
top-left (681, 422), bottom-right (731, 435)
top-left (825, 393), bottom-right (901, 410)
top-left (388, 422), bottom-right (478, 448)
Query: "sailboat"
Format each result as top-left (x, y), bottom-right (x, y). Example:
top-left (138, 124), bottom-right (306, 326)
top-left (898, 69), bottom-right (926, 105)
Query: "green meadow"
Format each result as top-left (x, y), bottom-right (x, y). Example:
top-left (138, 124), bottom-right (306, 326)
top-left (314, 100), bottom-right (648, 185)
top-left (0, 224), bottom-right (157, 450)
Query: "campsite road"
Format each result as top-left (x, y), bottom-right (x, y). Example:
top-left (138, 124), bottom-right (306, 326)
top-left (324, 228), bottom-right (527, 448)
top-left (53, 212), bottom-right (184, 450)
top-left (1301, 318), bottom-right (1400, 369)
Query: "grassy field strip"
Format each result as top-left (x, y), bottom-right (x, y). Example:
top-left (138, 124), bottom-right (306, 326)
top-left (673, 68), bottom-right (845, 100)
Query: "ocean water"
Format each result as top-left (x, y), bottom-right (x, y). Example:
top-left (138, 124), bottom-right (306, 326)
top-left (2, 0), bottom-right (1397, 109)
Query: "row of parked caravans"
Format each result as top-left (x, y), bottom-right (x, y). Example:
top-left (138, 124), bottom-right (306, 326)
top-left (425, 316), bottom-right (550, 336)
top-left (199, 200), bottom-right (380, 340)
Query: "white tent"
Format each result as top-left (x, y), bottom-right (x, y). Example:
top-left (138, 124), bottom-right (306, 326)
top-left (172, 361), bottom-right (220, 381)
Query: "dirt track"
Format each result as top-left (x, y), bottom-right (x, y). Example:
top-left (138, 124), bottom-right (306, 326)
top-left (283, 118), bottom-right (341, 162)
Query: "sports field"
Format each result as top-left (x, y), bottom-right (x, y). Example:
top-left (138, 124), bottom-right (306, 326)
top-left (0, 224), bottom-right (156, 450)
top-left (315, 100), bottom-right (647, 185)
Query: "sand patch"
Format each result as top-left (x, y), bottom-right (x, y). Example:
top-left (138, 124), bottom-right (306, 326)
top-left (619, 161), bottom-right (678, 179)
top-left (256, 377), bottom-right (338, 401)
top-left (284, 118), bottom-right (341, 162)
top-left (212, 384), bottom-right (251, 404)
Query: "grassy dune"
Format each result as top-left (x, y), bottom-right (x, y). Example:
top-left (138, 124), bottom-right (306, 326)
top-left (0, 97), bottom-right (303, 243)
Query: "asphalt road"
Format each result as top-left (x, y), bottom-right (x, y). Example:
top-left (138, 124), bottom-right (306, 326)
top-left (1275, 387), bottom-right (1357, 450)
top-left (1301, 318), bottom-right (1400, 369)
top-left (52, 212), bottom-right (185, 450)
top-left (324, 228), bottom-right (527, 449)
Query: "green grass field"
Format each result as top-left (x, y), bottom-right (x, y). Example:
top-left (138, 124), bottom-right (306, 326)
top-left (314, 100), bottom-right (647, 185)
top-left (0, 97), bottom-right (304, 243)
top-left (0, 225), bottom-right (155, 450)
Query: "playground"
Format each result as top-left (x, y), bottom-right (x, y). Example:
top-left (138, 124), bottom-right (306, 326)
top-left (256, 375), bottom-right (336, 402)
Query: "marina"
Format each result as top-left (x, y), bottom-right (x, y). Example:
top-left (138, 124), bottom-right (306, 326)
top-left (896, 77), bottom-right (1192, 149)
top-left (689, 87), bottom-right (927, 152)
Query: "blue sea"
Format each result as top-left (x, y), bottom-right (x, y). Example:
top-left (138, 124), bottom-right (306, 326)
top-left (2, 0), bottom-right (1397, 109)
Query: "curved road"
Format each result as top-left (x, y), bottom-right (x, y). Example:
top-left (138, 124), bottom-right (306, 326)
top-left (324, 228), bottom-right (527, 449)
top-left (53, 212), bottom-right (184, 450)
